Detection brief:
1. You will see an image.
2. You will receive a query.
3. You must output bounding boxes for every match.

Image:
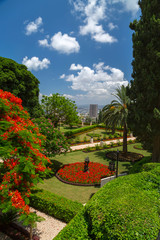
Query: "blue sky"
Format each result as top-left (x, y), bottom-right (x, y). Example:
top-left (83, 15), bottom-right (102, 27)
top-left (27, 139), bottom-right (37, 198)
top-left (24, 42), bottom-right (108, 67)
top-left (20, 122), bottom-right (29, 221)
top-left (0, 0), bottom-right (140, 105)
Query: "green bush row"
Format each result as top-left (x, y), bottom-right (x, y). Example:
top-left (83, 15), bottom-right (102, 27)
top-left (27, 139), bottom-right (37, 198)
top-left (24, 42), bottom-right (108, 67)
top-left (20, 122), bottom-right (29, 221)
top-left (64, 125), bottom-right (99, 137)
top-left (30, 188), bottom-right (83, 223)
top-left (54, 164), bottom-right (160, 239)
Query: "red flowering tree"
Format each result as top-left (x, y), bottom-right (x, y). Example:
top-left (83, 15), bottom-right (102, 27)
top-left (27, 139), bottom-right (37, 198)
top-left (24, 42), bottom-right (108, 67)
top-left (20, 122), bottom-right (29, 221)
top-left (0, 89), bottom-right (51, 226)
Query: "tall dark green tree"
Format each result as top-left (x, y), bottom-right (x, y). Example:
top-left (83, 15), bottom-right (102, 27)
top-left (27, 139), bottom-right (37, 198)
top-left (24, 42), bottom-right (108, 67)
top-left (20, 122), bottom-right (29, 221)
top-left (103, 85), bottom-right (130, 153)
top-left (41, 93), bottom-right (79, 127)
top-left (0, 57), bottom-right (42, 117)
top-left (128, 0), bottom-right (160, 162)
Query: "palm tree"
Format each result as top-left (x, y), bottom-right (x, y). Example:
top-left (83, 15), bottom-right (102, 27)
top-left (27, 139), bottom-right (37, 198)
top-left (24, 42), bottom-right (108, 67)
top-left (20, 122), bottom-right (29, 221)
top-left (102, 85), bottom-right (130, 153)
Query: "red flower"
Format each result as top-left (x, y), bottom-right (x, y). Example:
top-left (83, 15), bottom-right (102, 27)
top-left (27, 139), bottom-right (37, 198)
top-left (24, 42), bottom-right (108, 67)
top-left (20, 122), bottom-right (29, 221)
top-left (57, 162), bottom-right (115, 184)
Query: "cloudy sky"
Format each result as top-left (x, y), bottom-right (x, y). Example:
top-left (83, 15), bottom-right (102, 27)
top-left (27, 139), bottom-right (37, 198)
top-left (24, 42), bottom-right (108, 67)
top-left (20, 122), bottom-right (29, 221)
top-left (0, 0), bottom-right (140, 105)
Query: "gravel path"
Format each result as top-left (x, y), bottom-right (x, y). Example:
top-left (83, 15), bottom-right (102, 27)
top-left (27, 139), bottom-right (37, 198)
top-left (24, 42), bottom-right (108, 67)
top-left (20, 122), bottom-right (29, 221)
top-left (70, 137), bottom-right (136, 151)
top-left (28, 208), bottom-right (67, 240)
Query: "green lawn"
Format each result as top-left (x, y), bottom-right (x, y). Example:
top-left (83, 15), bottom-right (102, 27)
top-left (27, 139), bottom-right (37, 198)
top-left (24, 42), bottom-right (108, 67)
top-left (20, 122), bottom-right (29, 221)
top-left (38, 143), bottom-right (151, 204)
top-left (67, 128), bottom-right (123, 144)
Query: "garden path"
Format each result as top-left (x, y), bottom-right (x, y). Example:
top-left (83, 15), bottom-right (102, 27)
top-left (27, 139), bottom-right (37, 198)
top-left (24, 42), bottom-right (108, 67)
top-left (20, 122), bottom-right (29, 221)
top-left (70, 137), bottom-right (136, 151)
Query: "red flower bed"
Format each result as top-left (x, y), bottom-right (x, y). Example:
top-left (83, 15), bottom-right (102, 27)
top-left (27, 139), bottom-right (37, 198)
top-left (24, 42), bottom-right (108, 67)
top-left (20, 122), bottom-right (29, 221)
top-left (57, 162), bottom-right (115, 185)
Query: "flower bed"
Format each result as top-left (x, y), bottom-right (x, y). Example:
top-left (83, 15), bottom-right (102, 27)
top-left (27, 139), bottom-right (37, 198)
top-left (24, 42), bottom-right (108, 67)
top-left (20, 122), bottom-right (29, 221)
top-left (56, 162), bottom-right (115, 186)
top-left (106, 151), bottom-right (144, 162)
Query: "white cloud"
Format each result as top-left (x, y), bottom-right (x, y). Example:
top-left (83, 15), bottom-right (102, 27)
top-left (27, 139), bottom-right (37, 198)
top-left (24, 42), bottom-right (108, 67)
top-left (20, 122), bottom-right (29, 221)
top-left (61, 62), bottom-right (129, 104)
top-left (60, 74), bottom-right (66, 79)
top-left (39, 32), bottom-right (80, 54)
top-left (22, 56), bottom-right (50, 71)
top-left (63, 94), bottom-right (75, 100)
top-left (25, 17), bottom-right (43, 35)
top-left (70, 63), bottom-right (83, 70)
top-left (70, 0), bottom-right (117, 43)
top-left (111, 0), bottom-right (139, 15)
top-left (108, 22), bottom-right (118, 31)
top-left (70, 0), bottom-right (139, 43)
top-left (38, 39), bottom-right (49, 47)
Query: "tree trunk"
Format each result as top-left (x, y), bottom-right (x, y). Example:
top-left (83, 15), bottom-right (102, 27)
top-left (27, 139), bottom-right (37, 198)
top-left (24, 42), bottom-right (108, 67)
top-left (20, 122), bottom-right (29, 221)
top-left (123, 123), bottom-right (127, 153)
top-left (111, 127), bottom-right (115, 135)
top-left (30, 225), bottom-right (32, 240)
top-left (152, 136), bottom-right (160, 162)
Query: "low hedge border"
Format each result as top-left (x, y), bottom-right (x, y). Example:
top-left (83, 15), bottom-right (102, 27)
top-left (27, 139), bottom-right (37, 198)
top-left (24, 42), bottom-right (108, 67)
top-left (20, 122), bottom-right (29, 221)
top-left (82, 140), bottom-right (136, 153)
top-left (30, 188), bottom-right (83, 223)
top-left (64, 125), bottom-right (99, 137)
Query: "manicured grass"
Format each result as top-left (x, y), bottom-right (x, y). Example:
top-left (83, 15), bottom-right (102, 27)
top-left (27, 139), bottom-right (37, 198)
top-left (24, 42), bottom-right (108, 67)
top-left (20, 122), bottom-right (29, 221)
top-left (38, 143), bottom-right (151, 204)
top-left (68, 128), bottom-right (123, 144)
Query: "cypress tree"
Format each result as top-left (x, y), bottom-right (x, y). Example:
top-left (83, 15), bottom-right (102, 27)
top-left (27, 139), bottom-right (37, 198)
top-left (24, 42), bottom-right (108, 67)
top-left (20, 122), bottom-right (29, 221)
top-left (129, 0), bottom-right (160, 162)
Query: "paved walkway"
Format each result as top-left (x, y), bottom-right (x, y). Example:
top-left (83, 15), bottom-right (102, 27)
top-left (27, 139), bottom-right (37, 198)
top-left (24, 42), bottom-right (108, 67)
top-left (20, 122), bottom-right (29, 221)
top-left (70, 137), bottom-right (136, 151)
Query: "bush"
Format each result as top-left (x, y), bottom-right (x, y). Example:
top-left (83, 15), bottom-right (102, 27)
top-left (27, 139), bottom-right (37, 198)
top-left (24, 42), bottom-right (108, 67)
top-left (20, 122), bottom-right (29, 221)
top-left (129, 156), bottom-right (152, 174)
top-left (30, 189), bottom-right (83, 223)
top-left (32, 117), bottom-right (69, 157)
top-left (64, 125), bottom-right (99, 137)
top-left (113, 133), bottom-right (119, 138)
top-left (54, 168), bottom-right (160, 240)
top-left (108, 134), bottom-right (114, 139)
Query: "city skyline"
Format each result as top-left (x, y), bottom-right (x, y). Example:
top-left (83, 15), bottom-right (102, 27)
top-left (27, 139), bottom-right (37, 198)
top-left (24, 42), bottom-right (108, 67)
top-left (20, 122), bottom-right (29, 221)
top-left (0, 0), bottom-right (140, 105)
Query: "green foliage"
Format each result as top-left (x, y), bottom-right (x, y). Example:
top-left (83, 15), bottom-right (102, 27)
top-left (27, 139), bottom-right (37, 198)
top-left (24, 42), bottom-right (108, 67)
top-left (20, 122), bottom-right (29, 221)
top-left (128, 0), bottom-right (160, 161)
top-left (65, 125), bottom-right (99, 137)
top-left (129, 156), bottom-right (152, 174)
top-left (32, 117), bottom-right (69, 157)
top-left (30, 188), bottom-right (83, 223)
top-left (41, 93), bottom-right (79, 127)
top-left (95, 144), bottom-right (100, 150)
top-left (87, 133), bottom-right (101, 138)
top-left (55, 166), bottom-right (160, 240)
top-left (102, 85), bottom-right (130, 153)
top-left (0, 57), bottom-right (42, 117)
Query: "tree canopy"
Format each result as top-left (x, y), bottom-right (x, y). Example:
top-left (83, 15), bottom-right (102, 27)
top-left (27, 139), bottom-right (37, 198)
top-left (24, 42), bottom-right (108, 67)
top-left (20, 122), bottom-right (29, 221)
top-left (128, 0), bottom-right (160, 162)
top-left (41, 93), bottom-right (79, 127)
top-left (103, 85), bottom-right (130, 153)
top-left (0, 57), bottom-right (42, 117)
top-left (0, 89), bottom-right (50, 228)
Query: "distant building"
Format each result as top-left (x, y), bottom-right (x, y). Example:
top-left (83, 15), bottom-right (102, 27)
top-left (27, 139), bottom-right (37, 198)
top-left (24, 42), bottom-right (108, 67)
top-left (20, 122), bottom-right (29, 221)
top-left (89, 104), bottom-right (98, 118)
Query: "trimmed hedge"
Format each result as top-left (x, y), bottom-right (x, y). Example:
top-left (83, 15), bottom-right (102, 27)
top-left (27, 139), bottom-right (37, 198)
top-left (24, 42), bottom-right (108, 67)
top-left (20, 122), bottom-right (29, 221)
top-left (64, 125), bottom-right (99, 137)
top-left (54, 165), bottom-right (160, 239)
top-left (30, 188), bottom-right (83, 223)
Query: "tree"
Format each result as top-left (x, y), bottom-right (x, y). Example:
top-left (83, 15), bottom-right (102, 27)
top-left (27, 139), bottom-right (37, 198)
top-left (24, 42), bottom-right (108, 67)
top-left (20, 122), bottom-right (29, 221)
top-left (128, 0), bottom-right (160, 162)
top-left (102, 85), bottom-right (130, 153)
top-left (32, 117), bottom-right (69, 157)
top-left (41, 93), bottom-right (79, 127)
top-left (98, 109), bottom-right (103, 124)
top-left (0, 57), bottom-right (42, 117)
top-left (0, 90), bottom-right (50, 231)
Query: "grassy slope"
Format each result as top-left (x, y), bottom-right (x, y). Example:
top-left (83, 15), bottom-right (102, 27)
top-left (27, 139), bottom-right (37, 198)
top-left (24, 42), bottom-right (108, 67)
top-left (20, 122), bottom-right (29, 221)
top-left (38, 143), bottom-right (151, 204)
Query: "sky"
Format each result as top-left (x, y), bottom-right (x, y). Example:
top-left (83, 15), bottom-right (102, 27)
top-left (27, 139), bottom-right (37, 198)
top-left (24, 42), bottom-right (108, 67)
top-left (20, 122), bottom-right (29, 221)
top-left (0, 0), bottom-right (140, 106)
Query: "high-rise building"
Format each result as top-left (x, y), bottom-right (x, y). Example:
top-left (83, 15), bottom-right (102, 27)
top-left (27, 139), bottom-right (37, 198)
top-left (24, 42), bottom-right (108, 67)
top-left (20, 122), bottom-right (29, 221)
top-left (89, 104), bottom-right (98, 118)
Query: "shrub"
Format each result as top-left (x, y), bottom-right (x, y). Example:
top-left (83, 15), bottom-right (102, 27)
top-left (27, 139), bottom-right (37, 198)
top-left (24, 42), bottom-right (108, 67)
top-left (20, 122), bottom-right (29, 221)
top-left (32, 117), bottom-right (69, 157)
top-left (108, 134), bottom-right (114, 139)
top-left (83, 136), bottom-right (87, 142)
top-left (113, 133), bottom-right (119, 138)
top-left (30, 189), bottom-right (83, 223)
top-left (95, 144), bottom-right (100, 150)
top-left (55, 168), bottom-right (160, 240)
top-left (103, 134), bottom-right (107, 140)
top-left (64, 125), bottom-right (99, 137)
top-left (129, 156), bottom-right (152, 174)
top-left (109, 142), bottom-right (114, 147)
top-left (0, 90), bottom-right (50, 226)
top-left (75, 136), bottom-right (80, 144)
